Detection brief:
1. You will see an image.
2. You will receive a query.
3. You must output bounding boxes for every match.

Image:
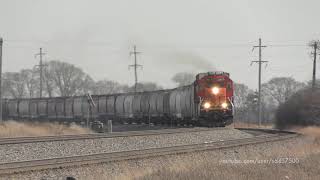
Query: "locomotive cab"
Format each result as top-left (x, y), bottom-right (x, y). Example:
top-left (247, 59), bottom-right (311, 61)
top-left (195, 72), bottom-right (234, 126)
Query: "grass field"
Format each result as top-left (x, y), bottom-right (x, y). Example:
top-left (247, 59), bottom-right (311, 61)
top-left (130, 126), bottom-right (320, 180)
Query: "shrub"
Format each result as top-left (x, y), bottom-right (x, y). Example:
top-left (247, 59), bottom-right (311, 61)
top-left (276, 88), bottom-right (320, 129)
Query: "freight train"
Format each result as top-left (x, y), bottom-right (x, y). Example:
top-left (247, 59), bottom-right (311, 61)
top-left (2, 72), bottom-right (234, 128)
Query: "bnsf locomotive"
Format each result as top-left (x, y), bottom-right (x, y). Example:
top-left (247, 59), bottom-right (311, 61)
top-left (2, 72), bottom-right (234, 127)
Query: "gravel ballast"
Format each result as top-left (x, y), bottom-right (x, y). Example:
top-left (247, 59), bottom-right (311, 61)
top-left (0, 134), bottom-right (308, 180)
top-left (0, 128), bottom-right (252, 163)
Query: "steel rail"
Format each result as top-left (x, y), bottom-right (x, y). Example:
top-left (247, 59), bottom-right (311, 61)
top-left (0, 132), bottom-right (299, 175)
top-left (0, 127), bottom-right (223, 145)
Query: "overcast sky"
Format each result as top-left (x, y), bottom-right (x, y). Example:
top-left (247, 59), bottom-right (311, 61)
top-left (1, 0), bottom-right (319, 89)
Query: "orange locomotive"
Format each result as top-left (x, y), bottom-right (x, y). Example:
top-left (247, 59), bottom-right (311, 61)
top-left (194, 72), bottom-right (234, 126)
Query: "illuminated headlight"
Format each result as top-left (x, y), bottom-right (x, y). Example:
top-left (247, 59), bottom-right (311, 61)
top-left (203, 102), bottom-right (211, 109)
top-left (221, 102), bottom-right (228, 109)
top-left (211, 87), bottom-right (219, 95)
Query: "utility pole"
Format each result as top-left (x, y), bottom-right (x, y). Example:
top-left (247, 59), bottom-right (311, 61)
top-left (129, 45), bottom-right (142, 93)
top-left (35, 48), bottom-right (46, 98)
top-left (0, 37), bottom-right (3, 123)
top-left (310, 41), bottom-right (319, 90)
top-left (251, 38), bottom-right (268, 127)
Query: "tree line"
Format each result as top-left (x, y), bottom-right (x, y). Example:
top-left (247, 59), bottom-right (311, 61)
top-left (3, 60), bottom-right (317, 125)
top-left (234, 78), bottom-right (319, 124)
top-left (2, 60), bottom-right (189, 98)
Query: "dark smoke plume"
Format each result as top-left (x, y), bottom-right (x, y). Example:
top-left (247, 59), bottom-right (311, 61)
top-left (151, 49), bottom-right (216, 72)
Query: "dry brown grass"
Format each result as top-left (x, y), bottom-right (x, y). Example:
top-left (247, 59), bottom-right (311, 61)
top-left (293, 126), bottom-right (320, 138)
top-left (121, 126), bottom-right (320, 180)
top-left (0, 121), bottom-right (92, 137)
top-left (134, 156), bottom-right (320, 180)
top-left (287, 126), bottom-right (320, 156)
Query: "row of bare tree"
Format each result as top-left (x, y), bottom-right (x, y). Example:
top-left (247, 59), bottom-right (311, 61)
top-left (2, 61), bottom-right (166, 98)
top-left (233, 78), bottom-right (317, 124)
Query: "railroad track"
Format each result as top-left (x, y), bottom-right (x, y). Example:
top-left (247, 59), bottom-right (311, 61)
top-left (0, 127), bottom-right (223, 145)
top-left (0, 130), bottom-right (299, 175)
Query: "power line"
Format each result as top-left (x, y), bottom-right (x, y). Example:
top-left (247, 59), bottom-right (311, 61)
top-left (35, 48), bottom-right (47, 98)
top-left (267, 44), bottom-right (306, 47)
top-left (309, 40), bottom-right (320, 90)
top-left (0, 37), bottom-right (3, 123)
top-left (129, 45), bottom-right (142, 93)
top-left (3, 39), bottom-right (310, 48)
top-left (251, 38), bottom-right (268, 127)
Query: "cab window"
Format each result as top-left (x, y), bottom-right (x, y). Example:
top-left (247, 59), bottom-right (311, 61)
top-left (227, 82), bottom-right (232, 90)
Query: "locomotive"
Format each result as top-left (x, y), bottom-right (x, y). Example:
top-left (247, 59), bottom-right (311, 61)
top-left (2, 71), bottom-right (234, 128)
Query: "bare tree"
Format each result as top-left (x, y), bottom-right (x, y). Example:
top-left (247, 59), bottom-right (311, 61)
top-left (80, 75), bottom-right (96, 94)
top-left (172, 72), bottom-right (195, 86)
top-left (262, 77), bottom-right (305, 105)
top-left (45, 61), bottom-right (94, 96)
top-left (133, 82), bottom-right (163, 92)
top-left (20, 68), bottom-right (38, 98)
top-left (234, 83), bottom-right (252, 109)
top-left (93, 80), bottom-right (127, 95)
top-left (43, 66), bottom-right (56, 97)
top-left (233, 83), bottom-right (256, 122)
top-left (307, 79), bottom-right (320, 89)
top-left (3, 72), bottom-right (25, 98)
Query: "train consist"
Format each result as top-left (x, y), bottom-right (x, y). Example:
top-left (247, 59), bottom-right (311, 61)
top-left (2, 72), bottom-right (234, 128)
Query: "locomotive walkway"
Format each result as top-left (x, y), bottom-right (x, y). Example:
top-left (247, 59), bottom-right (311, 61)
top-left (0, 129), bottom-right (299, 175)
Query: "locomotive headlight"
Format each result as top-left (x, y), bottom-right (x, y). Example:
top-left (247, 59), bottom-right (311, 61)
top-left (203, 102), bottom-right (211, 109)
top-left (221, 102), bottom-right (228, 109)
top-left (211, 87), bottom-right (219, 95)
